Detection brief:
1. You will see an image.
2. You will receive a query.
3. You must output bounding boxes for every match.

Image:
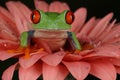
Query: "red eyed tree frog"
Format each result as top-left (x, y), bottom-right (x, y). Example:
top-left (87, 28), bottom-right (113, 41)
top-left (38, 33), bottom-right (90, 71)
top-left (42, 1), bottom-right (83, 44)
top-left (20, 10), bottom-right (82, 52)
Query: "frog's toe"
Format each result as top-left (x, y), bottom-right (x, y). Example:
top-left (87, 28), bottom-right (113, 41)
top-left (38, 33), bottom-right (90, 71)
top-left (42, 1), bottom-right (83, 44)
top-left (7, 46), bottom-right (30, 59)
top-left (7, 46), bottom-right (25, 53)
top-left (74, 49), bottom-right (81, 54)
top-left (24, 47), bottom-right (30, 59)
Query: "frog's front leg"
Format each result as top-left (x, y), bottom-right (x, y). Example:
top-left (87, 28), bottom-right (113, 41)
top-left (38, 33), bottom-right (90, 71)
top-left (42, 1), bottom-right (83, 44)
top-left (20, 30), bottom-right (35, 58)
top-left (20, 30), bottom-right (35, 47)
top-left (67, 32), bottom-right (82, 53)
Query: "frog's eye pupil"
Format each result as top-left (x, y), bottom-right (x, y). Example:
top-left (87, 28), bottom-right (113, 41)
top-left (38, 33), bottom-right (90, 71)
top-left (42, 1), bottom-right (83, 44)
top-left (31, 10), bottom-right (40, 24)
top-left (65, 11), bottom-right (74, 24)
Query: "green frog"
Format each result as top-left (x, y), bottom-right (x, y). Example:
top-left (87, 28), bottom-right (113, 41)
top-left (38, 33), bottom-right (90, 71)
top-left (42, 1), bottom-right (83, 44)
top-left (20, 10), bottom-right (81, 52)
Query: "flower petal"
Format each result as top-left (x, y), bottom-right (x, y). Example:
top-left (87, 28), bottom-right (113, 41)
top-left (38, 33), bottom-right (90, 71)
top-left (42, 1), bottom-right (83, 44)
top-left (63, 53), bottom-right (82, 61)
top-left (43, 63), bottom-right (68, 80)
top-left (0, 11), bottom-right (18, 36)
top-left (0, 39), bottom-right (19, 50)
top-left (41, 51), bottom-right (66, 66)
top-left (96, 19), bottom-right (116, 43)
top-left (19, 62), bottom-right (42, 80)
top-left (71, 8), bottom-right (87, 34)
top-left (0, 29), bottom-right (17, 41)
top-left (34, 0), bottom-right (49, 12)
top-left (6, 1), bottom-right (28, 33)
top-left (0, 6), bottom-right (13, 21)
top-left (2, 63), bottom-right (17, 80)
top-left (63, 61), bottom-right (90, 80)
top-left (14, 1), bottom-right (32, 22)
top-left (49, 1), bottom-right (70, 13)
top-left (19, 51), bottom-right (47, 68)
top-left (116, 66), bottom-right (120, 74)
top-left (90, 60), bottom-right (117, 80)
top-left (110, 58), bottom-right (120, 67)
top-left (0, 51), bottom-right (22, 61)
top-left (77, 17), bottom-right (95, 38)
top-left (102, 25), bottom-right (120, 43)
top-left (84, 45), bottom-right (120, 58)
top-left (88, 13), bottom-right (113, 39)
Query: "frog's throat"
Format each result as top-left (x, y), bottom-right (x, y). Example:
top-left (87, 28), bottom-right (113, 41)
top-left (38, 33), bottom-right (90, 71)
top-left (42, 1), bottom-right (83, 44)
top-left (34, 29), bottom-right (69, 39)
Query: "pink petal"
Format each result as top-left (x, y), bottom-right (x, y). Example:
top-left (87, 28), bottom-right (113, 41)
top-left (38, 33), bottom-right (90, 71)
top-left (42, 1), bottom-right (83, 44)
top-left (110, 39), bottom-right (120, 48)
top-left (0, 11), bottom-right (18, 35)
top-left (63, 53), bottom-right (82, 61)
top-left (6, 1), bottom-right (28, 33)
top-left (84, 45), bottom-right (120, 58)
top-left (107, 19), bottom-right (116, 31)
top-left (19, 51), bottom-right (47, 68)
top-left (2, 63), bottom-right (17, 80)
top-left (79, 50), bottom-right (94, 56)
top-left (0, 6), bottom-right (14, 21)
top-left (0, 51), bottom-right (22, 61)
top-left (96, 19), bottom-right (116, 43)
top-left (77, 34), bottom-right (91, 43)
top-left (19, 62), bottom-right (42, 80)
top-left (77, 17), bottom-right (96, 38)
top-left (43, 63), bottom-right (68, 80)
top-left (63, 61), bottom-right (90, 80)
top-left (116, 66), bottom-right (120, 74)
top-left (14, 1), bottom-right (32, 22)
top-left (90, 60), bottom-right (117, 80)
top-left (49, 1), bottom-right (70, 13)
top-left (110, 58), bottom-right (120, 67)
top-left (88, 13), bottom-right (113, 39)
top-left (71, 8), bottom-right (87, 34)
top-left (41, 51), bottom-right (66, 66)
top-left (0, 22), bottom-right (17, 41)
top-left (0, 39), bottom-right (19, 50)
top-left (102, 25), bottom-right (120, 43)
top-left (34, 0), bottom-right (49, 12)
top-left (0, 29), bottom-right (17, 41)
top-left (104, 36), bottom-right (120, 46)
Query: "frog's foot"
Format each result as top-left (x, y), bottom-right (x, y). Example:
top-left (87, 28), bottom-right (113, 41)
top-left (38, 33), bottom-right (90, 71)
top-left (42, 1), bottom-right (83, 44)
top-left (24, 47), bottom-right (44, 59)
top-left (7, 46), bottom-right (44, 59)
top-left (7, 47), bottom-right (30, 59)
top-left (82, 43), bottom-right (94, 50)
top-left (7, 47), bottom-right (25, 53)
top-left (74, 49), bottom-right (81, 54)
top-left (24, 47), bottom-right (30, 59)
top-left (73, 43), bottom-right (94, 54)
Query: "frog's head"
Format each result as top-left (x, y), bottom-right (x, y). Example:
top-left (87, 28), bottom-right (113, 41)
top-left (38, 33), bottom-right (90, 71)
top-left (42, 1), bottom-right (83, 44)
top-left (30, 10), bottom-right (74, 31)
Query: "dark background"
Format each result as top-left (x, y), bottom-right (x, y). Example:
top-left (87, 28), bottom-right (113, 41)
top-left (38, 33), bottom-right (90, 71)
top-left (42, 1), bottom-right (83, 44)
top-left (0, 0), bottom-right (120, 22)
top-left (0, 0), bottom-right (120, 80)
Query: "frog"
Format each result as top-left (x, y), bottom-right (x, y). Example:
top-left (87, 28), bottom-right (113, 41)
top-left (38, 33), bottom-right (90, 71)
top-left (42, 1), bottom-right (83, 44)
top-left (20, 10), bottom-right (82, 54)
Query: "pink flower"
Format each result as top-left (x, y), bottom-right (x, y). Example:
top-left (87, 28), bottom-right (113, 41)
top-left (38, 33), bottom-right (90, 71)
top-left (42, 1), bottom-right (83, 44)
top-left (1, 0), bottom-right (120, 80)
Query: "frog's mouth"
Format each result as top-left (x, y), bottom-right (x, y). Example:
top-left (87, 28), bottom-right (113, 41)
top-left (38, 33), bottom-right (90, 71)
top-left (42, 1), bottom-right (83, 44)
top-left (34, 29), bottom-right (69, 39)
top-left (35, 29), bottom-right (70, 32)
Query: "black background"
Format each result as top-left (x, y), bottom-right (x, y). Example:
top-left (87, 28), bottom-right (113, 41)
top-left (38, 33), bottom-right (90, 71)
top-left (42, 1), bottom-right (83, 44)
top-left (0, 0), bottom-right (120, 80)
top-left (0, 0), bottom-right (120, 22)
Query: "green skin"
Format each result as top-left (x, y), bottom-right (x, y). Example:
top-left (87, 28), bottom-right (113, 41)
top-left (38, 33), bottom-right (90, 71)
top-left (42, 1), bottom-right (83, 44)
top-left (20, 10), bottom-right (81, 51)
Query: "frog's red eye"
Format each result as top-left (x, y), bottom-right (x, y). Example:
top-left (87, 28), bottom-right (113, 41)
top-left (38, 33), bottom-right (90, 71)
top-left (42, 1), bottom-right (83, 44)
top-left (31, 10), bottom-right (41, 24)
top-left (65, 11), bottom-right (74, 24)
